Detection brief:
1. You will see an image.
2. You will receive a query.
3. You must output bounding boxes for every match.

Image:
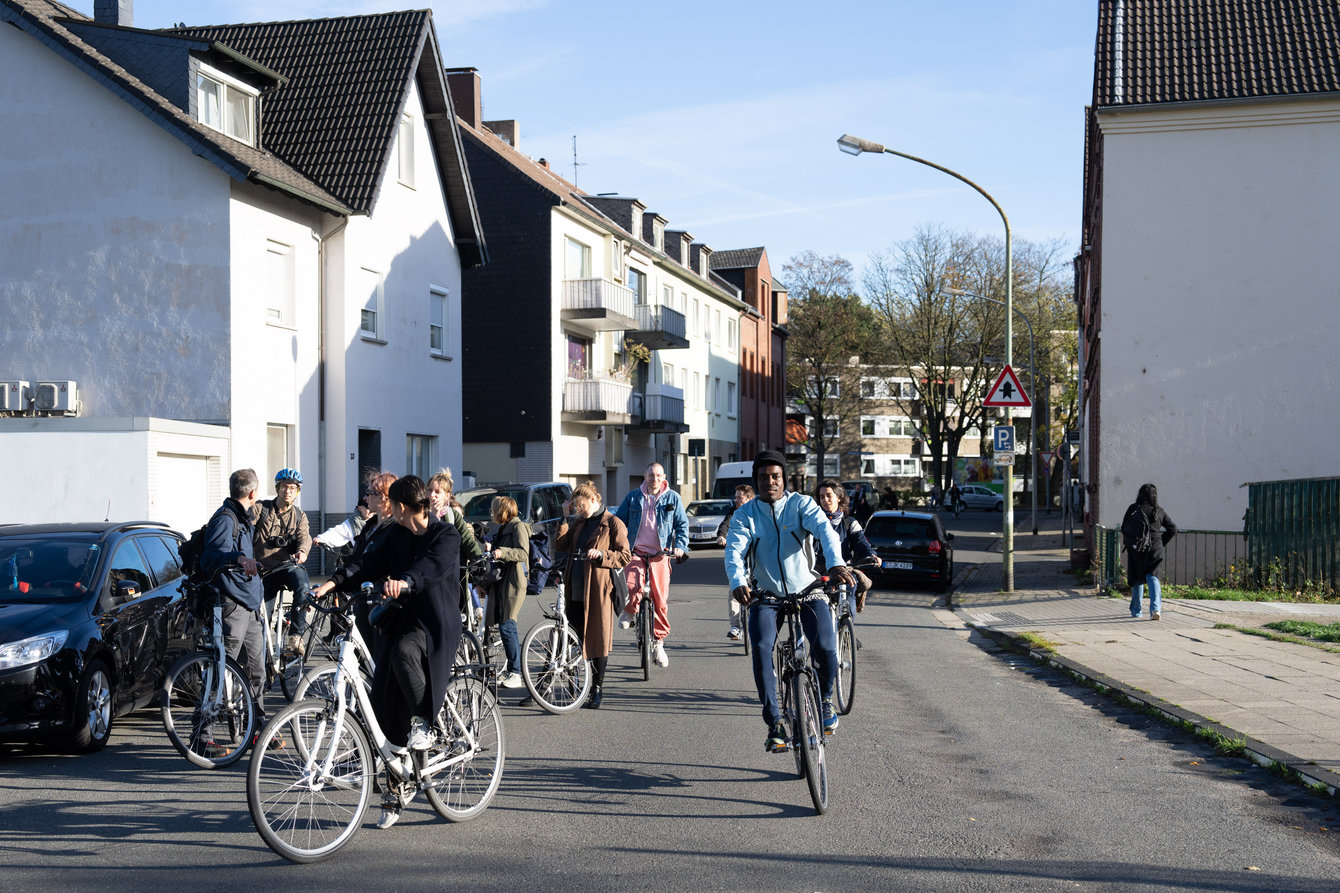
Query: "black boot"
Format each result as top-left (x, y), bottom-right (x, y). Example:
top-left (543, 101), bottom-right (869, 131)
top-left (583, 685), bottom-right (603, 709)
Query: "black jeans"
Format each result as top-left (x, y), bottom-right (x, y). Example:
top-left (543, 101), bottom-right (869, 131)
top-left (389, 626), bottom-right (432, 720)
top-left (221, 598), bottom-right (264, 719)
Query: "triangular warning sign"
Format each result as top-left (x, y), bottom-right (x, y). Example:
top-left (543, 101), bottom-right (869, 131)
top-left (983, 364), bottom-right (1031, 407)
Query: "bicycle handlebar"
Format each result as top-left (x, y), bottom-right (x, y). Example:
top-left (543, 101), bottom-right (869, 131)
top-left (748, 576), bottom-right (837, 605)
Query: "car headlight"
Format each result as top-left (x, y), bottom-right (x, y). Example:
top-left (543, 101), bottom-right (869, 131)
top-left (0, 631), bottom-right (70, 671)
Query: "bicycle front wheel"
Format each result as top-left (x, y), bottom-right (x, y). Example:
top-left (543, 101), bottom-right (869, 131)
top-left (248, 701), bottom-right (374, 863)
top-left (161, 651), bottom-right (256, 769)
top-left (795, 673), bottom-right (829, 815)
top-left (424, 674), bottom-right (505, 822)
top-left (835, 616), bottom-right (856, 716)
top-left (521, 620), bottom-right (590, 713)
top-left (638, 603), bottom-right (651, 681)
top-left (457, 628), bottom-right (484, 668)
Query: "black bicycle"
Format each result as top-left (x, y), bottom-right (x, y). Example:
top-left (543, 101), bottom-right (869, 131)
top-left (628, 548), bottom-right (685, 679)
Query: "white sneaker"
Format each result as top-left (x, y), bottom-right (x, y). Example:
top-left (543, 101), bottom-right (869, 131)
top-left (1150, 609), bottom-right (1161, 621)
top-left (618, 611), bottom-right (634, 630)
top-left (653, 641), bottom-right (669, 668)
top-left (406, 716), bottom-right (433, 751)
top-left (376, 808), bottom-right (400, 829)
top-left (473, 607), bottom-right (485, 627)
top-left (727, 626), bottom-right (741, 641)
top-left (500, 671), bottom-right (525, 689)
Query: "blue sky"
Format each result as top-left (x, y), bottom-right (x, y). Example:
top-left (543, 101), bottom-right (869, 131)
top-left (119, 0), bottom-right (1097, 280)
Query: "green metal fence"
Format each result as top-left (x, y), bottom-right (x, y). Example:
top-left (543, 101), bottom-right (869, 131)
top-left (1246, 476), bottom-right (1340, 592)
top-left (1095, 526), bottom-right (1246, 590)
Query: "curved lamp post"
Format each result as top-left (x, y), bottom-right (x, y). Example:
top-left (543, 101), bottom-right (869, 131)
top-left (838, 133), bottom-right (1015, 590)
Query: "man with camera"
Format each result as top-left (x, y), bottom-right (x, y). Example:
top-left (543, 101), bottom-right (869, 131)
top-left (253, 468), bottom-right (313, 654)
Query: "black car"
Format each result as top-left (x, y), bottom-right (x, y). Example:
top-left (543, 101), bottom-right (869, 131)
top-left (0, 522), bottom-right (193, 752)
top-left (862, 510), bottom-right (955, 593)
top-left (457, 482), bottom-right (574, 540)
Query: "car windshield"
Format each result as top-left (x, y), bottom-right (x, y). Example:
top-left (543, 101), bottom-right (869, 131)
top-left (687, 501), bottom-right (732, 517)
top-left (864, 518), bottom-right (935, 540)
top-left (0, 537), bottom-right (102, 603)
top-left (461, 489), bottom-right (528, 524)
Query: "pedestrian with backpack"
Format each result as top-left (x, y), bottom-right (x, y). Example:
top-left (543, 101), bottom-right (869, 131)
top-left (1121, 483), bottom-right (1178, 620)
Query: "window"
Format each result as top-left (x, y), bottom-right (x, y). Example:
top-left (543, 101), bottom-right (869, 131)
top-left (860, 416), bottom-right (916, 437)
top-left (397, 113), bottom-right (415, 187)
top-left (266, 424), bottom-right (290, 496)
top-left (564, 237), bottom-right (591, 279)
top-left (566, 335), bottom-right (591, 378)
top-left (714, 309), bottom-right (722, 343)
top-left (726, 318), bottom-right (736, 353)
top-left (704, 375), bottom-right (711, 411)
top-left (429, 285), bottom-right (449, 356)
top-left (662, 362), bottom-right (674, 385)
top-left (611, 239), bottom-right (624, 283)
top-left (140, 535), bottom-right (183, 586)
top-left (811, 417), bottom-right (838, 439)
top-left (265, 240), bottom-right (295, 327)
top-left (628, 267), bottom-right (645, 303)
top-left (663, 284), bottom-right (675, 308)
top-left (360, 267), bottom-right (385, 340)
top-left (860, 455), bottom-right (921, 477)
top-left (406, 434), bottom-right (436, 479)
top-left (196, 66), bottom-right (256, 145)
top-left (713, 377), bottom-right (722, 415)
top-left (727, 381), bottom-right (737, 418)
top-left (105, 540), bottom-right (152, 600)
top-left (805, 454), bottom-right (841, 477)
top-left (692, 300), bottom-right (700, 335)
top-left (693, 372), bottom-right (701, 408)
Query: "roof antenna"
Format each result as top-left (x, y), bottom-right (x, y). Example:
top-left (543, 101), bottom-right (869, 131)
top-left (572, 135), bottom-right (584, 186)
top-left (105, 499), bottom-right (111, 522)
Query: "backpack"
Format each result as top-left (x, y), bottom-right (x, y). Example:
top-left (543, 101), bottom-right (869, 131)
top-left (178, 525), bottom-right (209, 580)
top-left (1121, 504), bottom-right (1154, 553)
top-left (526, 527), bottom-right (553, 595)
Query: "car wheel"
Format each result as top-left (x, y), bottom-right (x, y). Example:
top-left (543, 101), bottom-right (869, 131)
top-left (994, 501), bottom-right (1004, 512)
top-left (70, 658), bottom-right (113, 753)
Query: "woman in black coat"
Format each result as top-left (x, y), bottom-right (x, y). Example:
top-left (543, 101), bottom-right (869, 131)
top-left (1124, 483), bottom-right (1177, 620)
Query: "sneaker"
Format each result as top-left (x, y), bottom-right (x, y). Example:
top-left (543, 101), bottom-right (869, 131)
top-left (1150, 609), bottom-right (1161, 621)
top-left (500, 671), bottom-right (525, 689)
top-left (376, 808), bottom-right (400, 830)
top-left (406, 716), bottom-right (433, 751)
top-left (765, 722), bottom-right (789, 753)
top-left (727, 626), bottom-right (742, 641)
top-left (285, 634), bottom-right (305, 657)
top-left (822, 700), bottom-right (839, 735)
top-left (473, 607), bottom-right (485, 627)
top-left (1131, 612), bottom-right (1143, 619)
top-left (653, 640), bottom-right (669, 668)
top-left (618, 610), bottom-right (635, 630)
top-left (517, 695), bottom-right (535, 707)
top-left (202, 740), bottom-right (232, 759)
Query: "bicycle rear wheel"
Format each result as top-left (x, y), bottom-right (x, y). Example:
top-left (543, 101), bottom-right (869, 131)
top-left (835, 615), bottom-right (856, 716)
top-left (794, 673), bottom-right (829, 815)
top-left (638, 602), bottom-right (651, 681)
top-left (456, 628), bottom-right (483, 667)
top-left (248, 700), bottom-right (374, 863)
top-left (424, 674), bottom-right (505, 822)
top-left (521, 620), bottom-right (590, 714)
top-left (161, 651), bottom-right (256, 769)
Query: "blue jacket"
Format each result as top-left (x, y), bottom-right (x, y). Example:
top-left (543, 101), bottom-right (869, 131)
top-left (200, 498), bottom-right (263, 610)
top-left (613, 485), bottom-right (689, 555)
top-left (724, 491), bottom-right (845, 597)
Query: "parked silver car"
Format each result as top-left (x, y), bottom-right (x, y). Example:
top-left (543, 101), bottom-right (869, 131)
top-left (685, 499), bottom-right (734, 545)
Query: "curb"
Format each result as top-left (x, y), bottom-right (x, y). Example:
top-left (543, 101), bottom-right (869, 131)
top-left (963, 621), bottom-right (1340, 798)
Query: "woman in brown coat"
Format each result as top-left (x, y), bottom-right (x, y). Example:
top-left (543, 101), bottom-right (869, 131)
top-left (555, 481), bottom-right (630, 709)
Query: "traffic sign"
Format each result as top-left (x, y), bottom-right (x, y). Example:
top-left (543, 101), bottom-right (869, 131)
top-left (983, 365), bottom-right (1031, 408)
top-left (993, 454), bottom-right (1015, 467)
top-left (992, 425), bottom-right (1015, 453)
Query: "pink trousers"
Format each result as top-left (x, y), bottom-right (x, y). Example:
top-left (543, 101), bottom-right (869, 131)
top-left (624, 552), bottom-right (672, 641)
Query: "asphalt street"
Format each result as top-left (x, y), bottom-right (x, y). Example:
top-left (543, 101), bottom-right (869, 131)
top-left (1, 516), bottom-right (1338, 891)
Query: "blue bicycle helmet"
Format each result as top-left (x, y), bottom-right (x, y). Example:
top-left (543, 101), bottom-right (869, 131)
top-left (275, 468), bottom-right (303, 486)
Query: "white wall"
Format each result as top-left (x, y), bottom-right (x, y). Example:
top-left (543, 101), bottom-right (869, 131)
top-left (1098, 99), bottom-right (1340, 529)
top-left (0, 23), bottom-right (232, 421)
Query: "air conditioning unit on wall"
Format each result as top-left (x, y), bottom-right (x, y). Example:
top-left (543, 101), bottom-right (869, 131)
top-left (34, 380), bottom-right (79, 416)
top-left (0, 381), bottom-right (30, 413)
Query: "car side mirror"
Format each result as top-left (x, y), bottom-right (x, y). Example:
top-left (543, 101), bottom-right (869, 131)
top-left (114, 579), bottom-right (141, 601)
top-left (945, 533), bottom-right (955, 541)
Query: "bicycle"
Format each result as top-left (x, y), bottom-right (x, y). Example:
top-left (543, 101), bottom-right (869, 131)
top-left (520, 563), bottom-right (590, 713)
top-left (160, 565), bottom-right (258, 769)
top-left (627, 548), bottom-right (683, 679)
top-left (257, 560), bottom-right (307, 701)
top-left (828, 581), bottom-right (857, 716)
top-left (751, 576), bottom-right (836, 815)
top-left (248, 582), bottom-right (505, 863)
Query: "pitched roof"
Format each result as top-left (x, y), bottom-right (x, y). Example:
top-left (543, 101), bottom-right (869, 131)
top-left (1095, 0), bottom-right (1340, 107)
top-left (709, 248), bottom-right (766, 270)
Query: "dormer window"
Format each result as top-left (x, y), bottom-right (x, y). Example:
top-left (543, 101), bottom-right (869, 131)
top-left (196, 65), bottom-right (257, 145)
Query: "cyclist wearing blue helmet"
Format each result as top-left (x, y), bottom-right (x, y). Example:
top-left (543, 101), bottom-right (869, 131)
top-left (252, 468), bottom-right (314, 653)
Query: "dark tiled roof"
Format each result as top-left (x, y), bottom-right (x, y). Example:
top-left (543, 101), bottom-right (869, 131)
top-left (171, 14), bottom-right (425, 213)
top-left (1095, 0), bottom-right (1340, 107)
top-left (709, 247), bottom-right (766, 270)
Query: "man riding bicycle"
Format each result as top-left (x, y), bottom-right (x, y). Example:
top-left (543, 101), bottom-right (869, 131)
top-left (252, 468), bottom-right (313, 655)
top-left (613, 462), bottom-right (689, 668)
top-left (724, 451), bottom-right (855, 752)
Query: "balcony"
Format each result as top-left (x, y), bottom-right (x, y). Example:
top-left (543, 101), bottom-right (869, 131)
top-left (630, 383), bottom-right (688, 433)
top-left (561, 278), bottom-right (637, 333)
top-left (625, 303), bottom-right (689, 350)
top-left (562, 377), bottom-right (632, 425)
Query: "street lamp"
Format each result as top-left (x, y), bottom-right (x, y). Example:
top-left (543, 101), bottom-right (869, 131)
top-left (946, 288), bottom-right (1038, 536)
top-left (838, 133), bottom-right (1016, 591)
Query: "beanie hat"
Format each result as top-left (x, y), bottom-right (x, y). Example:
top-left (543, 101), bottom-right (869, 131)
top-left (752, 449), bottom-right (787, 478)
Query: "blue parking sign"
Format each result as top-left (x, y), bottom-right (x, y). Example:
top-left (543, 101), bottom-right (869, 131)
top-left (993, 425), bottom-right (1015, 453)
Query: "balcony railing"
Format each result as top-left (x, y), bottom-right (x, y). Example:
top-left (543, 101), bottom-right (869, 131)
top-left (562, 377), bottom-right (633, 424)
top-left (561, 278), bottom-right (637, 331)
top-left (627, 303), bottom-right (689, 350)
top-left (631, 383), bottom-right (687, 432)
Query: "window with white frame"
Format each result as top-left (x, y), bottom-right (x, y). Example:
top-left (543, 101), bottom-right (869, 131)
top-left (359, 267), bottom-right (385, 341)
top-left (693, 372), bottom-right (701, 408)
top-left (806, 454), bottom-right (841, 477)
top-left (662, 284), bottom-right (674, 307)
top-left (627, 267), bottom-right (646, 304)
top-left (265, 240), bottom-right (295, 327)
top-left (860, 416), bottom-right (916, 437)
top-left (196, 65), bottom-right (257, 145)
top-left (713, 377), bottom-right (721, 415)
top-left (266, 424), bottom-right (290, 495)
top-left (860, 455), bottom-right (921, 477)
top-left (811, 417), bottom-right (838, 439)
top-left (611, 239), bottom-right (624, 283)
top-left (564, 237), bottom-right (591, 279)
top-left (662, 362), bottom-right (674, 385)
top-left (727, 381), bottom-right (737, 417)
top-left (727, 318), bottom-right (737, 353)
top-left (714, 309), bottom-right (722, 343)
top-left (397, 113), bottom-right (415, 188)
top-left (429, 285), bottom-right (449, 356)
top-left (406, 434), bottom-right (436, 480)
top-left (692, 299), bottom-right (700, 334)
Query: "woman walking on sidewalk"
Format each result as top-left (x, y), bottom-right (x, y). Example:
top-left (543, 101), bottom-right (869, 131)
top-left (1122, 483), bottom-right (1177, 620)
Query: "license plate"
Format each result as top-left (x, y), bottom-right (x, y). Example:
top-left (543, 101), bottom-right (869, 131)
top-left (883, 560), bottom-right (913, 570)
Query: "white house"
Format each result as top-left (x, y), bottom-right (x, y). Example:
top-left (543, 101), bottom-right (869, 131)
top-left (1078, 0), bottom-right (1340, 534)
top-left (0, 1), bottom-right (485, 533)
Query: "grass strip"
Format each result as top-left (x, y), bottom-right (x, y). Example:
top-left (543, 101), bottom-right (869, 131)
top-left (1212, 622), bottom-right (1340, 654)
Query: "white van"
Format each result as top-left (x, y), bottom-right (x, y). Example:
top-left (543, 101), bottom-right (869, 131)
top-left (710, 461), bottom-right (755, 499)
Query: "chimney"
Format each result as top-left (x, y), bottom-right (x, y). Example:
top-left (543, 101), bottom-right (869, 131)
top-left (483, 119), bottom-right (518, 148)
top-left (94, 0), bottom-right (133, 26)
top-left (537, 158), bottom-right (551, 170)
top-left (444, 67), bottom-right (481, 130)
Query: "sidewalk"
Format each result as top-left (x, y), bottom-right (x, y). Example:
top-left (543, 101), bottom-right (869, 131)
top-left (934, 517), bottom-right (1340, 795)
